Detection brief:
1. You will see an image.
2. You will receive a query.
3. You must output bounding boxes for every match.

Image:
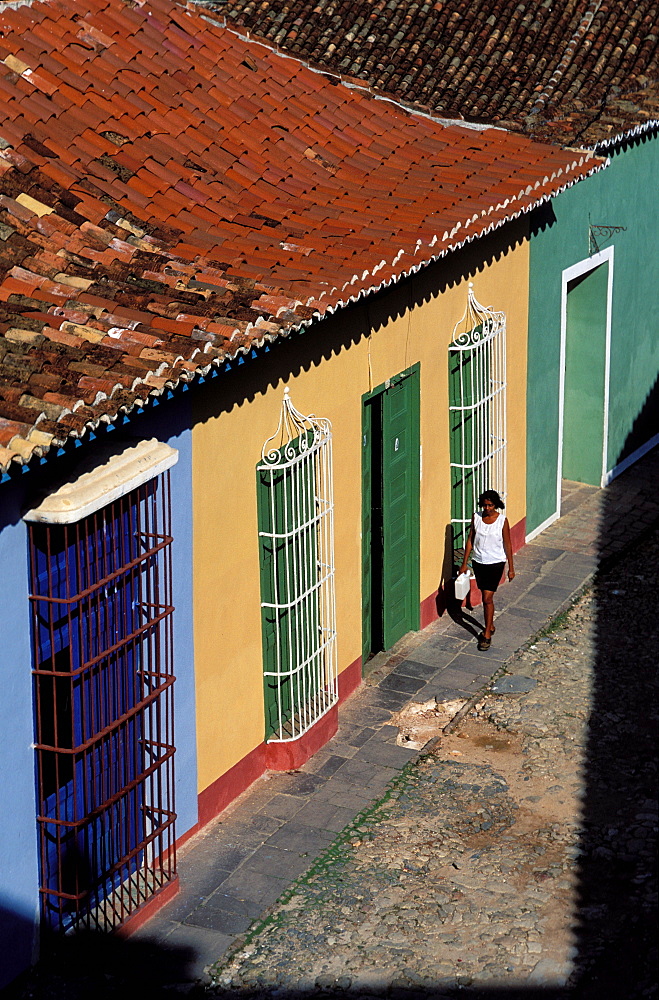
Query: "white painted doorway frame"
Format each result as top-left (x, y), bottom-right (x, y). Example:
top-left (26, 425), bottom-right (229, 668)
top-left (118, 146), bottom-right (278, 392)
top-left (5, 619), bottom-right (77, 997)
top-left (526, 245), bottom-right (614, 543)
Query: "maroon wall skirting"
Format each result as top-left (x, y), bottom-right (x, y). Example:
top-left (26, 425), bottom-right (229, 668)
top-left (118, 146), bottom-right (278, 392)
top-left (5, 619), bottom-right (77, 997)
top-left (196, 654), bottom-right (363, 828)
top-left (265, 704), bottom-right (338, 771)
top-left (198, 740), bottom-right (268, 829)
top-left (338, 654), bottom-right (362, 702)
top-left (118, 876), bottom-right (180, 937)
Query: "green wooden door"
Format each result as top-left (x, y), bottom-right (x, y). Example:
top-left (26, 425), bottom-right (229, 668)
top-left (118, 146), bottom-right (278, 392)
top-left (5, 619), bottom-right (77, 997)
top-left (361, 398), bottom-right (376, 658)
top-left (381, 373), bottom-right (421, 648)
top-left (362, 366), bottom-right (420, 659)
top-left (563, 263), bottom-right (608, 485)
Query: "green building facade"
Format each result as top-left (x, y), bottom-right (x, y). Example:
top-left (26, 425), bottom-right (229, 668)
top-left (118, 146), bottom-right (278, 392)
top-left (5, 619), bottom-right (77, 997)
top-left (526, 130), bottom-right (658, 537)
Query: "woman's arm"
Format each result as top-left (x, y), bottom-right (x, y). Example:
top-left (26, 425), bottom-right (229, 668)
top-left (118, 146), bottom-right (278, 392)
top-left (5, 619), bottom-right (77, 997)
top-left (460, 518), bottom-right (475, 574)
top-left (503, 518), bottom-right (515, 580)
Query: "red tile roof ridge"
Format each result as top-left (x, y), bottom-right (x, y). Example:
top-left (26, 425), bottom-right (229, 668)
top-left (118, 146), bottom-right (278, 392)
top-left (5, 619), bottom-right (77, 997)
top-left (312, 154), bottom-right (608, 318)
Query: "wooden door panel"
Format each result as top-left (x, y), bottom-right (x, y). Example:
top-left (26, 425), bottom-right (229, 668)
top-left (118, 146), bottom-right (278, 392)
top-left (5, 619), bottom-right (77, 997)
top-left (382, 371), bottom-right (420, 649)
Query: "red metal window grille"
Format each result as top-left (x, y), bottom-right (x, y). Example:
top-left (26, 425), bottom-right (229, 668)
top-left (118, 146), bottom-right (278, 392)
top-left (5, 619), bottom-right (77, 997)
top-left (28, 472), bottom-right (176, 933)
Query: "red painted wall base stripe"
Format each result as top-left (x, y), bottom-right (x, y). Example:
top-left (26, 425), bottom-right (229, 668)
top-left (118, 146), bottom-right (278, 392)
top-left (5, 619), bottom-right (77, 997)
top-left (264, 704), bottom-right (338, 771)
top-left (196, 656), bottom-right (362, 828)
top-left (509, 516), bottom-right (526, 554)
top-left (116, 875), bottom-right (180, 938)
top-left (197, 741), bottom-right (267, 829)
top-left (338, 655), bottom-right (362, 702)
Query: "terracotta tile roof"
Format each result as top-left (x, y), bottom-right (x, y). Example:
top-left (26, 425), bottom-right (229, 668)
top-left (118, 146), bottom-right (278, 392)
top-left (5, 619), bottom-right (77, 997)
top-left (215, 0), bottom-right (659, 149)
top-left (0, 0), bottom-right (603, 474)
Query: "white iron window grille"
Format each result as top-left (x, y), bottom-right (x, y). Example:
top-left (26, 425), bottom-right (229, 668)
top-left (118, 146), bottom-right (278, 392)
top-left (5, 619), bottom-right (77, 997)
top-left (449, 283), bottom-right (507, 551)
top-left (256, 389), bottom-right (338, 743)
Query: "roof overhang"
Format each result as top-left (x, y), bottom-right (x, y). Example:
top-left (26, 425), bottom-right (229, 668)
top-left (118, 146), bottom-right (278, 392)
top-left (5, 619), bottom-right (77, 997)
top-left (593, 119), bottom-right (659, 153)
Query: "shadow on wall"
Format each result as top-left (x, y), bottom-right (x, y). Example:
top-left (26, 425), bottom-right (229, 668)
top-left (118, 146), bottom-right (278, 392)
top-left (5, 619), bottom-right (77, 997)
top-left (0, 901), bottom-right (196, 1000)
top-left (434, 522), bottom-right (507, 621)
top-left (191, 217), bottom-right (528, 428)
top-left (0, 902), bottom-right (35, 994)
top-left (613, 370), bottom-right (659, 469)
top-left (433, 522), bottom-right (475, 621)
top-left (437, 522), bottom-right (457, 616)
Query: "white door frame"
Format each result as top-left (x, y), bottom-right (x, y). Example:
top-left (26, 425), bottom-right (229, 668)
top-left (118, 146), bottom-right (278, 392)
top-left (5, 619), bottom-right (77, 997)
top-left (526, 246), bottom-right (614, 543)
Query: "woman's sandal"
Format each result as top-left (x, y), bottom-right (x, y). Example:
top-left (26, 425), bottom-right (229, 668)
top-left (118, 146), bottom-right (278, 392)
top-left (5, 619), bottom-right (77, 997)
top-left (477, 632), bottom-right (492, 651)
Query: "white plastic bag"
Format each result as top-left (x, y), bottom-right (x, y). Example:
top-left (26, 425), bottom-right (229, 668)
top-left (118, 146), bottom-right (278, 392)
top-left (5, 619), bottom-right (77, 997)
top-left (454, 570), bottom-right (472, 600)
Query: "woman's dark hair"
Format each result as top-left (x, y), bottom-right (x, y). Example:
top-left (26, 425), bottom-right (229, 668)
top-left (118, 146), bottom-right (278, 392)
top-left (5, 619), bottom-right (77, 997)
top-left (478, 489), bottom-right (505, 509)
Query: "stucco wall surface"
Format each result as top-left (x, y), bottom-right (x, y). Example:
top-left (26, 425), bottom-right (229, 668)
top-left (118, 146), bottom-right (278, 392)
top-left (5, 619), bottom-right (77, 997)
top-left (527, 132), bottom-right (659, 534)
top-left (191, 220), bottom-right (529, 793)
top-left (125, 397), bottom-right (198, 839)
top-left (0, 481), bottom-right (39, 989)
top-left (0, 397), bottom-right (197, 987)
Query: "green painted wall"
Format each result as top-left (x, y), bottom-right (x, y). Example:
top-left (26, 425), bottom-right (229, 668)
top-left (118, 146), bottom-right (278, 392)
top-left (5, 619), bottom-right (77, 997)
top-left (526, 131), bottom-right (659, 534)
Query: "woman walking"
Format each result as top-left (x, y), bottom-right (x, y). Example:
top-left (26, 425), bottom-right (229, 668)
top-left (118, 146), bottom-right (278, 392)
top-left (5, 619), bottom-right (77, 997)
top-left (459, 490), bottom-right (515, 650)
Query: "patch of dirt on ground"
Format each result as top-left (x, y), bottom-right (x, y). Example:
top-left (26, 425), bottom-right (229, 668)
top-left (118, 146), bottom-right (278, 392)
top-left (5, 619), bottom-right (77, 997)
top-left (391, 694), bottom-right (580, 844)
top-left (390, 697), bottom-right (466, 749)
top-left (438, 715), bottom-right (580, 835)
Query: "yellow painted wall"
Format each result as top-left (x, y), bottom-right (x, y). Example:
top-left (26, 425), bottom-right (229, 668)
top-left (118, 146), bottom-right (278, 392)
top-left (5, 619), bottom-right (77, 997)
top-left (192, 220), bottom-right (529, 793)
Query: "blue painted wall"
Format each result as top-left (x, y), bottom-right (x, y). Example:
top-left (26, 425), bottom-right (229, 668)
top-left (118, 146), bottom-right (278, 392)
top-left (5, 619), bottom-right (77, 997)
top-left (124, 390), bottom-right (198, 839)
top-left (0, 387), bottom-right (197, 987)
top-left (527, 131), bottom-right (659, 534)
top-left (0, 479), bottom-right (40, 989)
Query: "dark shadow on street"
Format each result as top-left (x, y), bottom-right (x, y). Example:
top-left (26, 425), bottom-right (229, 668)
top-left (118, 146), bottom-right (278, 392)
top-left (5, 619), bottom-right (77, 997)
top-left (445, 597), bottom-right (483, 640)
top-left (0, 904), bottom-right (199, 999)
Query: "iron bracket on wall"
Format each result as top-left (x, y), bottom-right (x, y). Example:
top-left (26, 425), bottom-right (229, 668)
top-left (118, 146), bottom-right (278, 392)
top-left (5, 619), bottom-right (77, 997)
top-left (589, 224), bottom-right (627, 256)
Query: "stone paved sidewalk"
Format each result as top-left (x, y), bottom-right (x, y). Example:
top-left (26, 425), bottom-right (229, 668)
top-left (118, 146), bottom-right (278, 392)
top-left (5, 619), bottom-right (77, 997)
top-left (131, 448), bottom-right (659, 986)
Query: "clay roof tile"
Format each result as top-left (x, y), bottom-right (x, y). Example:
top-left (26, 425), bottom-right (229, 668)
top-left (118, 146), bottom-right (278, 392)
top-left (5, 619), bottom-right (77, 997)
top-left (0, 0), bottom-right (605, 474)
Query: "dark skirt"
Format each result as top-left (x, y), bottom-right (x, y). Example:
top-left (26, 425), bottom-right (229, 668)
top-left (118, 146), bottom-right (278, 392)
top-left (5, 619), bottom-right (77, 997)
top-left (472, 560), bottom-right (505, 593)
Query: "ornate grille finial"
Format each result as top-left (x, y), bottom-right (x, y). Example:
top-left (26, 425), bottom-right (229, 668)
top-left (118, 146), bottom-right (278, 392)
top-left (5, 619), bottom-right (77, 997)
top-left (451, 283), bottom-right (505, 349)
top-left (261, 388), bottom-right (329, 465)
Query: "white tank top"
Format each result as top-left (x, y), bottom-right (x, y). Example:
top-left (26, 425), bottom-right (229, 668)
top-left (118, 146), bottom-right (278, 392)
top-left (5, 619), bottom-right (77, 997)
top-left (472, 511), bottom-right (506, 564)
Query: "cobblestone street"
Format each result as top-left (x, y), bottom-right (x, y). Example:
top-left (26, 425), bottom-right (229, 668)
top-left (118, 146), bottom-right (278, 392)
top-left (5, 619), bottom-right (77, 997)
top-left (207, 528), bottom-right (657, 998)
